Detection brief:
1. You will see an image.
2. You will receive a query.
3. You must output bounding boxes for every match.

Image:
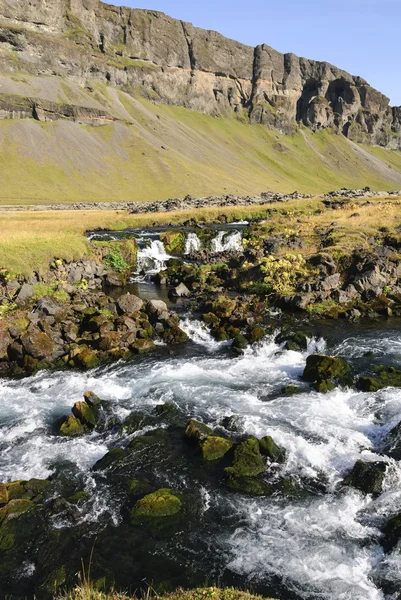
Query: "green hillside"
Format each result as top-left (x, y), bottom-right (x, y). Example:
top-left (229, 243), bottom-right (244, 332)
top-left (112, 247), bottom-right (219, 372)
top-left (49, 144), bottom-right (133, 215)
top-left (1, 90), bottom-right (401, 205)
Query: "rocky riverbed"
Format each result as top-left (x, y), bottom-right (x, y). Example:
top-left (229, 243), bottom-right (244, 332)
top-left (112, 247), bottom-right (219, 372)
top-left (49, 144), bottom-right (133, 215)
top-left (2, 206), bottom-right (401, 599)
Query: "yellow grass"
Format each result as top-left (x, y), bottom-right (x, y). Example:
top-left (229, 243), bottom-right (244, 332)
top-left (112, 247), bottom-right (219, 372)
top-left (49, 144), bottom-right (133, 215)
top-left (1, 196), bottom-right (401, 275)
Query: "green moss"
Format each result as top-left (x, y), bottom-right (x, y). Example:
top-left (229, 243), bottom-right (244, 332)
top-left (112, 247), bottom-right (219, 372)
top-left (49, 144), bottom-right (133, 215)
top-left (201, 436), bottom-right (233, 461)
top-left (160, 231), bottom-right (185, 255)
top-left (131, 488), bottom-right (182, 518)
top-left (72, 401), bottom-right (97, 427)
top-left (0, 499), bottom-right (34, 521)
top-left (303, 354), bottom-right (351, 385)
top-left (259, 436), bottom-right (286, 463)
top-left (225, 437), bottom-right (265, 478)
top-left (60, 415), bottom-right (86, 437)
top-left (185, 420), bottom-right (212, 442)
top-left (357, 366), bottom-right (401, 392)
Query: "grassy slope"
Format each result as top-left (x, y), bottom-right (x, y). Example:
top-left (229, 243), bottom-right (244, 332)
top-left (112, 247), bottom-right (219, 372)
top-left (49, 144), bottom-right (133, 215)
top-left (1, 90), bottom-right (401, 204)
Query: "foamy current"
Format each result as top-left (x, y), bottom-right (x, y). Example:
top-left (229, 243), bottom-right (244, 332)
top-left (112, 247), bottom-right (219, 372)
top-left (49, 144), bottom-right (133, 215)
top-left (1, 319), bottom-right (401, 598)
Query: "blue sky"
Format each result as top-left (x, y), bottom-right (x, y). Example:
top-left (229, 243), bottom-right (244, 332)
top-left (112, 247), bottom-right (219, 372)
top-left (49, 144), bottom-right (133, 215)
top-left (107, 0), bottom-right (401, 106)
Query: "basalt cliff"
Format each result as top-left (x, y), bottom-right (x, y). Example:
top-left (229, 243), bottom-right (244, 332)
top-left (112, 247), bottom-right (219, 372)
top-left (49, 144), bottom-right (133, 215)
top-left (0, 0), bottom-right (400, 147)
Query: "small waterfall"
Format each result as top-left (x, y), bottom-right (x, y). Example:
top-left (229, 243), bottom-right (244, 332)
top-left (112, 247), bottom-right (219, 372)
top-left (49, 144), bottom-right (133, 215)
top-left (210, 231), bottom-right (243, 254)
top-left (184, 232), bottom-right (202, 255)
top-left (134, 240), bottom-right (171, 279)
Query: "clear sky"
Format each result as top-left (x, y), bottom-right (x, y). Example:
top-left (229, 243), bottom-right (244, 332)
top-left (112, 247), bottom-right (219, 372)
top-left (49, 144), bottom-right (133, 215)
top-left (107, 0), bottom-right (401, 106)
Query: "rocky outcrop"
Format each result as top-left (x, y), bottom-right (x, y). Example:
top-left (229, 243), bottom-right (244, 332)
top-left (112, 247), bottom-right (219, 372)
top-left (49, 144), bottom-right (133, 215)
top-left (0, 0), bottom-right (400, 146)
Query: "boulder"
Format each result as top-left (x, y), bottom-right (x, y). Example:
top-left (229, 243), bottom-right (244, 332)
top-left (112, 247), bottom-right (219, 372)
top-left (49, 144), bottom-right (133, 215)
top-left (145, 300), bottom-right (169, 322)
top-left (185, 419), bottom-right (212, 442)
top-left (382, 420), bottom-right (401, 460)
top-left (225, 437), bottom-right (265, 478)
top-left (15, 283), bottom-right (33, 306)
top-left (130, 339), bottom-right (156, 354)
top-left (259, 436), bottom-right (286, 463)
top-left (0, 484), bottom-right (8, 506)
top-left (131, 489), bottom-right (182, 518)
top-left (201, 436), bottom-right (233, 461)
top-left (0, 330), bottom-right (11, 360)
top-left (83, 391), bottom-right (102, 407)
top-left (169, 282), bottom-right (191, 298)
top-left (357, 366), bottom-right (401, 393)
top-left (104, 271), bottom-right (126, 287)
top-left (117, 293), bottom-right (143, 315)
top-left (303, 354), bottom-right (351, 389)
top-left (21, 329), bottom-right (54, 359)
top-left (72, 402), bottom-right (97, 428)
top-left (59, 415), bottom-right (85, 437)
top-left (343, 460), bottom-right (387, 494)
top-left (73, 348), bottom-right (99, 370)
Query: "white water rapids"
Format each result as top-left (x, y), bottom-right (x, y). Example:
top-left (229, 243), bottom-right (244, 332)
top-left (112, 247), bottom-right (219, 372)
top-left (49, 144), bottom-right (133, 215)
top-left (1, 320), bottom-right (401, 598)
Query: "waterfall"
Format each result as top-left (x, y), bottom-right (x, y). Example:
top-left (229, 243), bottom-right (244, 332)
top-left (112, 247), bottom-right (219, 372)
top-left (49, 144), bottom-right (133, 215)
top-left (135, 240), bottom-right (171, 278)
top-left (210, 231), bottom-right (243, 254)
top-left (184, 232), bottom-right (202, 254)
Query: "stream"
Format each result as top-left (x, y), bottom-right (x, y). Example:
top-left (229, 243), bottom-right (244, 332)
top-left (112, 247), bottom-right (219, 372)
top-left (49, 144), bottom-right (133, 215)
top-left (1, 227), bottom-right (401, 600)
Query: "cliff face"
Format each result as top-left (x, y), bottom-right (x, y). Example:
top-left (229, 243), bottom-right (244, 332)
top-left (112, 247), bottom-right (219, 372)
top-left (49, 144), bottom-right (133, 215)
top-left (0, 0), bottom-right (399, 147)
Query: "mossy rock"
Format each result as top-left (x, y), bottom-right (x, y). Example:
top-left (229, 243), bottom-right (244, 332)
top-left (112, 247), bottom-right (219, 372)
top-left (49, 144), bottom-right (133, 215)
top-left (246, 327), bottom-right (266, 345)
top-left (201, 436), bottom-right (233, 461)
top-left (225, 472), bottom-right (273, 496)
top-left (72, 401), bottom-right (97, 428)
top-left (343, 460), bottom-right (387, 495)
top-left (313, 379), bottom-right (336, 393)
top-left (205, 296), bottom-right (236, 319)
top-left (160, 231), bottom-right (185, 256)
top-left (185, 419), bottom-right (212, 442)
top-left (131, 488), bottom-right (182, 518)
top-left (59, 415), bottom-right (86, 437)
top-left (127, 479), bottom-right (153, 497)
top-left (68, 491), bottom-right (90, 505)
top-left (226, 437), bottom-right (265, 478)
top-left (357, 366), bottom-right (401, 392)
top-left (0, 484), bottom-right (8, 506)
top-left (0, 499), bottom-right (34, 522)
top-left (303, 354), bottom-right (350, 385)
top-left (130, 338), bottom-right (156, 354)
top-left (202, 312), bottom-right (221, 328)
top-left (231, 334), bottom-right (248, 355)
top-left (155, 403), bottom-right (176, 417)
top-left (83, 390), bottom-right (102, 406)
top-left (259, 436), bottom-right (286, 463)
top-left (282, 385), bottom-right (302, 396)
top-left (73, 348), bottom-right (100, 370)
top-left (93, 447), bottom-right (125, 470)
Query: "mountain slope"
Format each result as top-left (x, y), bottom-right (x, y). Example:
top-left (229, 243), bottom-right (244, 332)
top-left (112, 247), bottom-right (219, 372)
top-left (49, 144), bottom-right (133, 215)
top-left (0, 0), bottom-right (401, 203)
top-left (1, 87), bottom-right (401, 204)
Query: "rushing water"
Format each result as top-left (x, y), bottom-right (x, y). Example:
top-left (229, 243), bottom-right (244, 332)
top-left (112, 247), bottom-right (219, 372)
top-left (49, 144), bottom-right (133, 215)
top-left (1, 318), bottom-right (401, 599)
top-left (2, 226), bottom-right (401, 599)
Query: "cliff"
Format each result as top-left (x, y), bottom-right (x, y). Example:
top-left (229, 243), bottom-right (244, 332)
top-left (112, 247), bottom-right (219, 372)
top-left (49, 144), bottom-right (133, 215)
top-left (0, 0), bottom-right (400, 147)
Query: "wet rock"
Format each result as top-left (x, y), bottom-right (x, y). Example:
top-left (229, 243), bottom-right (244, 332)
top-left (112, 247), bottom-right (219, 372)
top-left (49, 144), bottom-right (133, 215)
top-left (231, 333), bottom-right (248, 355)
top-left (59, 415), bottom-right (86, 437)
top-left (73, 348), bottom-right (99, 370)
top-left (282, 385), bottom-right (302, 396)
top-left (130, 339), bottom-right (156, 354)
top-left (117, 293), bottom-right (144, 315)
top-left (225, 473), bottom-right (273, 496)
top-left (382, 420), bottom-right (401, 460)
top-left (357, 366), bottom-right (401, 393)
top-left (303, 354), bottom-right (351, 390)
top-left (131, 489), bottom-right (182, 518)
top-left (221, 415), bottom-right (245, 433)
top-left (0, 499), bottom-right (34, 521)
top-left (201, 436), bottom-right (233, 461)
top-left (0, 484), bottom-right (8, 506)
top-left (382, 512), bottom-right (401, 550)
top-left (169, 282), bottom-right (191, 298)
top-left (343, 460), bottom-right (387, 494)
top-left (259, 436), bottom-right (286, 463)
top-left (225, 437), bottom-right (265, 478)
top-left (21, 328), bottom-right (54, 359)
top-left (246, 326), bottom-right (266, 344)
top-left (72, 401), bottom-right (97, 428)
top-left (83, 391), bottom-right (102, 407)
top-left (93, 447), bottom-right (125, 470)
top-left (185, 419), bottom-right (212, 442)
